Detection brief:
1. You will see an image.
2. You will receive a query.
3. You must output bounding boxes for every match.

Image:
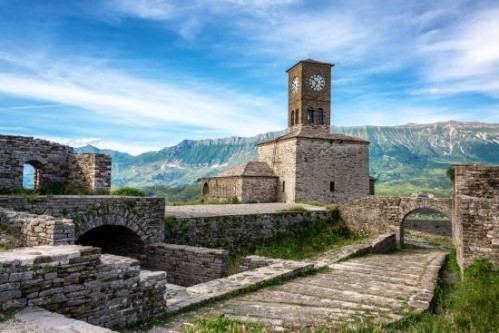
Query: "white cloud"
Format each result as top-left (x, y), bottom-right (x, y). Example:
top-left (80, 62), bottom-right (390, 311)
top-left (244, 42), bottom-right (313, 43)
top-left (45, 136), bottom-right (158, 155)
top-left (107, 0), bottom-right (175, 20)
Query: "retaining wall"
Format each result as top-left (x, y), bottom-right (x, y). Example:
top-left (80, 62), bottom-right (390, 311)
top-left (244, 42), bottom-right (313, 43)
top-left (146, 243), bottom-right (229, 286)
top-left (164, 210), bottom-right (337, 250)
top-left (0, 245), bottom-right (167, 328)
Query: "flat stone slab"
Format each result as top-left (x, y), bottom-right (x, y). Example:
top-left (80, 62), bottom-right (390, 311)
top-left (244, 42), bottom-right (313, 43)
top-left (164, 203), bottom-right (325, 218)
top-left (0, 306), bottom-right (117, 332)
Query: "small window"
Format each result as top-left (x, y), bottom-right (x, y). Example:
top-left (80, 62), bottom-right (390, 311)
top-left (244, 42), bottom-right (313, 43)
top-left (317, 108), bottom-right (324, 124)
top-left (295, 109), bottom-right (300, 124)
top-left (282, 181), bottom-right (285, 192)
top-left (330, 181), bottom-right (335, 192)
top-left (307, 107), bottom-right (314, 124)
top-left (290, 110), bottom-right (295, 126)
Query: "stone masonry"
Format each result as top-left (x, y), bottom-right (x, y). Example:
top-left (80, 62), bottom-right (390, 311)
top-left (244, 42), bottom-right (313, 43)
top-left (0, 195), bottom-right (165, 244)
top-left (0, 135), bottom-right (111, 193)
top-left (146, 243), bottom-right (229, 286)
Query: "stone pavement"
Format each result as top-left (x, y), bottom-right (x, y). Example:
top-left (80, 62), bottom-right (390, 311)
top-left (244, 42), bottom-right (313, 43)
top-left (164, 203), bottom-right (325, 218)
top-left (140, 248), bottom-right (448, 332)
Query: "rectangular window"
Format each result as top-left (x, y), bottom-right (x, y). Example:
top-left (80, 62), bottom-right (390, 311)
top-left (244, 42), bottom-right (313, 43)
top-left (330, 181), bottom-right (335, 192)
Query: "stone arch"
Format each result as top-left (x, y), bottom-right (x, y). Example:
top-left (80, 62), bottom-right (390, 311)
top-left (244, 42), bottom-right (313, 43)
top-left (76, 224), bottom-right (144, 258)
top-left (398, 198), bottom-right (452, 245)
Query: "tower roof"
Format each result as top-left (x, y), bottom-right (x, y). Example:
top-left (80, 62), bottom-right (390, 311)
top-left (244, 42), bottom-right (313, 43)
top-left (286, 58), bottom-right (335, 72)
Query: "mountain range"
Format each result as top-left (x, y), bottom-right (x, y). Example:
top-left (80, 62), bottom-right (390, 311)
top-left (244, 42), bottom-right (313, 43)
top-left (76, 121), bottom-right (499, 197)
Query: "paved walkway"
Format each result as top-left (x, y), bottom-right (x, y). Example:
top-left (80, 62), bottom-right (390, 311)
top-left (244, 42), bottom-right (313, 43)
top-left (142, 248), bottom-right (447, 332)
top-left (164, 203), bottom-right (326, 218)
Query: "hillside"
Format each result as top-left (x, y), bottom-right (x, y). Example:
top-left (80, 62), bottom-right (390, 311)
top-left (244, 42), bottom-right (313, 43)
top-left (76, 121), bottom-right (499, 196)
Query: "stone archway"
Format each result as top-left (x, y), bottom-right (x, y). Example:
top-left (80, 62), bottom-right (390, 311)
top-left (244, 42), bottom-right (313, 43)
top-left (76, 225), bottom-right (144, 259)
top-left (400, 207), bottom-right (452, 246)
top-left (22, 160), bottom-right (43, 190)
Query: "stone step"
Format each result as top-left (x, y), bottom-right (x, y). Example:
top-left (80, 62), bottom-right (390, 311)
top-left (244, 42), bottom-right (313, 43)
top-left (328, 265), bottom-right (421, 286)
top-left (330, 262), bottom-right (422, 281)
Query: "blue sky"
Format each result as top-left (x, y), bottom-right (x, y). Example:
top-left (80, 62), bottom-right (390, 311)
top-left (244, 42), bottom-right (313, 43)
top-left (0, 0), bottom-right (498, 154)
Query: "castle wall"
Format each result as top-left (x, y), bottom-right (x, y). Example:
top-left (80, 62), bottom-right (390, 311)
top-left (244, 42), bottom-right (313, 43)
top-left (0, 135), bottom-right (111, 193)
top-left (453, 164), bottom-right (499, 270)
top-left (164, 210), bottom-right (337, 251)
top-left (0, 245), bottom-right (167, 327)
top-left (295, 139), bottom-right (370, 204)
top-left (145, 243), bottom-right (229, 286)
top-left (258, 139), bottom-right (297, 203)
top-left (0, 196), bottom-right (165, 244)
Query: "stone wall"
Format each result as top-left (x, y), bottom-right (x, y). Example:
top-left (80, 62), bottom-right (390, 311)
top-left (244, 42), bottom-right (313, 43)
top-left (0, 134), bottom-right (111, 193)
top-left (241, 177), bottom-right (277, 203)
top-left (202, 177), bottom-right (241, 203)
top-left (403, 219), bottom-right (452, 237)
top-left (453, 164), bottom-right (499, 270)
top-left (258, 139), bottom-right (297, 203)
top-left (295, 138), bottom-right (369, 204)
top-left (0, 245), bottom-right (167, 327)
top-left (145, 243), bottom-right (229, 286)
top-left (164, 210), bottom-right (337, 251)
top-left (0, 208), bottom-right (75, 246)
top-left (0, 196), bottom-right (165, 244)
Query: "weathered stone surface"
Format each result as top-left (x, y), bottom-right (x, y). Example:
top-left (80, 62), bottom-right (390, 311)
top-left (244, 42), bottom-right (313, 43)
top-left (0, 134), bottom-right (111, 193)
top-left (146, 243), bottom-right (229, 286)
top-left (0, 196), bottom-right (165, 244)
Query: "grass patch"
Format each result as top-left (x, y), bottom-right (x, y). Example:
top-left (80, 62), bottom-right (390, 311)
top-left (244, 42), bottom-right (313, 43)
top-left (376, 183), bottom-right (451, 198)
top-left (111, 186), bottom-right (146, 197)
top-left (279, 205), bottom-right (305, 212)
top-left (296, 200), bottom-right (323, 207)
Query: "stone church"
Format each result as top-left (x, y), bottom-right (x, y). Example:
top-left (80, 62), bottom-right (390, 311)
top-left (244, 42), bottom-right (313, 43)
top-left (202, 59), bottom-right (371, 204)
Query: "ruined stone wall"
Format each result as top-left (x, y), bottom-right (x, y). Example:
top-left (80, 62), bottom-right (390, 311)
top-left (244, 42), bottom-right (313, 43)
top-left (203, 177), bottom-right (241, 202)
top-left (453, 164), bottom-right (499, 270)
top-left (258, 139), bottom-right (297, 203)
top-left (0, 196), bottom-right (165, 244)
top-left (0, 135), bottom-right (111, 193)
top-left (0, 245), bottom-right (167, 327)
top-left (69, 154), bottom-right (111, 193)
top-left (164, 210), bottom-right (337, 251)
top-left (0, 208), bottom-right (74, 246)
top-left (240, 177), bottom-right (277, 203)
top-left (0, 135), bottom-right (73, 191)
top-left (146, 243), bottom-right (229, 286)
top-left (295, 138), bottom-right (370, 204)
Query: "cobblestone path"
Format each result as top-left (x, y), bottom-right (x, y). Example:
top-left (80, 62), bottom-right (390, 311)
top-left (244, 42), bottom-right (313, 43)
top-left (145, 248), bottom-right (447, 332)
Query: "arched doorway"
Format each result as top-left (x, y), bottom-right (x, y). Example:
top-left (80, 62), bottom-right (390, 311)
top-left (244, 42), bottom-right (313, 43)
top-left (401, 208), bottom-right (452, 248)
top-left (202, 182), bottom-right (209, 196)
top-left (22, 160), bottom-right (42, 190)
top-left (76, 225), bottom-right (145, 260)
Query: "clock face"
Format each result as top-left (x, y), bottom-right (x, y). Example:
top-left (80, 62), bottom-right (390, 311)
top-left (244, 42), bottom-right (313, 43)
top-left (308, 74), bottom-right (325, 91)
top-left (291, 76), bottom-right (299, 94)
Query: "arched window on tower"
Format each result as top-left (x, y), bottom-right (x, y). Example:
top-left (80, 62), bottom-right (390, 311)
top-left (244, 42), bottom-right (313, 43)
top-left (317, 108), bottom-right (324, 124)
top-left (307, 107), bottom-right (314, 124)
top-left (295, 109), bottom-right (300, 124)
top-left (290, 110), bottom-right (295, 126)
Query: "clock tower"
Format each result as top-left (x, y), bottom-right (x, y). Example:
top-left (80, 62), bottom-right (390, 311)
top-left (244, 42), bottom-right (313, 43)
top-left (287, 59), bottom-right (333, 132)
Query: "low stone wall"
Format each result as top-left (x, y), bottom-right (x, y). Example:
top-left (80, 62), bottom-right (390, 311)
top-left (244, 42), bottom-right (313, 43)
top-left (403, 219), bottom-right (452, 237)
top-left (146, 243), bottom-right (229, 286)
top-left (164, 210), bottom-right (337, 251)
top-left (0, 245), bottom-right (167, 328)
top-left (0, 196), bottom-right (165, 244)
top-left (0, 208), bottom-right (74, 246)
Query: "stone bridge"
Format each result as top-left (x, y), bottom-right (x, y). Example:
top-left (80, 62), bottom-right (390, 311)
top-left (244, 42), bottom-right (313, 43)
top-left (339, 196), bottom-right (452, 243)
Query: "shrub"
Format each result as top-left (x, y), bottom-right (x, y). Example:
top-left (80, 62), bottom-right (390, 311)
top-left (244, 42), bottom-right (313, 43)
top-left (111, 187), bottom-right (146, 197)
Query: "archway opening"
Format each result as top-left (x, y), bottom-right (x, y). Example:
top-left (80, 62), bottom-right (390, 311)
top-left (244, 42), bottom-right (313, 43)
top-left (203, 182), bottom-right (209, 196)
top-left (76, 225), bottom-right (144, 260)
top-left (23, 161), bottom-right (42, 190)
top-left (402, 208), bottom-right (452, 248)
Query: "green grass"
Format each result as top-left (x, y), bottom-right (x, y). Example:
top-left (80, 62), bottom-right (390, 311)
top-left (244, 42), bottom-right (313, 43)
top-left (376, 183), bottom-right (451, 197)
top-left (111, 186), bottom-right (146, 197)
top-left (279, 205), bottom-right (306, 212)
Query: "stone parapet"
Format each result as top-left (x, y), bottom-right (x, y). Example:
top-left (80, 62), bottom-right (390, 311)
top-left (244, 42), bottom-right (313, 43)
top-left (146, 243), bottom-right (228, 286)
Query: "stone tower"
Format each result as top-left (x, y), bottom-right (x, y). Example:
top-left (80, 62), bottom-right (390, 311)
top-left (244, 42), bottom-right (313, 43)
top-left (287, 59), bottom-right (333, 133)
top-left (257, 59), bottom-right (370, 204)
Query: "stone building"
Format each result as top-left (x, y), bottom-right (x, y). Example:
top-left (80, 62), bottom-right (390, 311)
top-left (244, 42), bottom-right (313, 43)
top-left (202, 59), bottom-right (370, 204)
top-left (0, 135), bottom-right (111, 193)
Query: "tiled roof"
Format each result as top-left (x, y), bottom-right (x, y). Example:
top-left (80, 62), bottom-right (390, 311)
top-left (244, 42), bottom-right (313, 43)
top-left (258, 127), bottom-right (369, 145)
top-left (215, 161), bottom-right (277, 178)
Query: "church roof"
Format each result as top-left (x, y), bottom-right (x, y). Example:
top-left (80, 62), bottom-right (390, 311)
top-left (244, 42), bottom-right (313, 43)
top-left (214, 161), bottom-right (277, 178)
top-left (258, 127), bottom-right (370, 146)
top-left (286, 58), bottom-right (334, 72)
